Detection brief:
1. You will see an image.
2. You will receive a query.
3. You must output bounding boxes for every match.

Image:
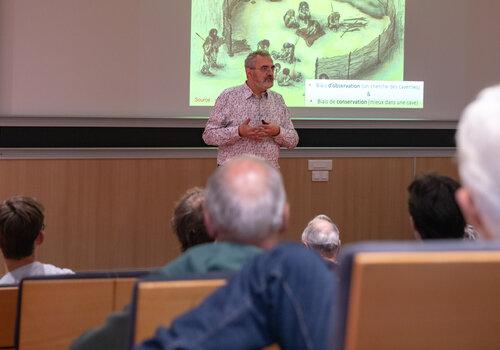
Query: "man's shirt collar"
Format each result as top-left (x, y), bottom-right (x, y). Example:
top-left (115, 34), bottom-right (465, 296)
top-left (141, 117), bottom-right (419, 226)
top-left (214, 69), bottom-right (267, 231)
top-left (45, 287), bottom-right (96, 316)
top-left (243, 82), bottom-right (268, 100)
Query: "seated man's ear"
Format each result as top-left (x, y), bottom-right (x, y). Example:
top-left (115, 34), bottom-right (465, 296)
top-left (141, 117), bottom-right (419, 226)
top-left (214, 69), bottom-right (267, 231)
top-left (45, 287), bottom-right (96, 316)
top-left (203, 211), bottom-right (217, 240)
top-left (35, 231), bottom-right (44, 246)
top-left (409, 216), bottom-right (422, 240)
top-left (456, 187), bottom-right (491, 239)
top-left (280, 203), bottom-right (290, 234)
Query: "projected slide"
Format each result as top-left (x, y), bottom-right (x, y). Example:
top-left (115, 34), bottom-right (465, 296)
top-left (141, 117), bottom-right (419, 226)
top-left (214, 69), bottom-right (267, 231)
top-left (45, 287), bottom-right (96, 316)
top-left (190, 0), bottom-right (409, 108)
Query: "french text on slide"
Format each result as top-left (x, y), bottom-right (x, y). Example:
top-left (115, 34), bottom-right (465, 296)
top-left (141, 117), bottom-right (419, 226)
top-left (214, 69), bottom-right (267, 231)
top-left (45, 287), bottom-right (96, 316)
top-left (305, 80), bottom-right (424, 109)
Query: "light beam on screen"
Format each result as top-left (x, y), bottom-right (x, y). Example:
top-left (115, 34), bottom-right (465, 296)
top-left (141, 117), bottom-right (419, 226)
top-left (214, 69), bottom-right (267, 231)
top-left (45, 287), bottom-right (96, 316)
top-left (190, 0), bottom-right (412, 109)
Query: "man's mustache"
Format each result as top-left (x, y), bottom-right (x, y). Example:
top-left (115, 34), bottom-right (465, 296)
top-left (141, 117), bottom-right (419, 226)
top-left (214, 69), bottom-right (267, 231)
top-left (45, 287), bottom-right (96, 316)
top-left (265, 76), bottom-right (274, 82)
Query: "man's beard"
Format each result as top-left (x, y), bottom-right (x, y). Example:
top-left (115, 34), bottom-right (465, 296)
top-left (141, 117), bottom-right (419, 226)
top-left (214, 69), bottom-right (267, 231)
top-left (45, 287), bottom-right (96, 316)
top-left (263, 76), bottom-right (274, 86)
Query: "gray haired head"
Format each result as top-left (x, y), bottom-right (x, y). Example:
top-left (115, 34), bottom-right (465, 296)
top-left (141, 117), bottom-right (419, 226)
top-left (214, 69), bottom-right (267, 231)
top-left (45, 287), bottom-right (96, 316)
top-left (205, 155), bottom-right (287, 244)
top-left (244, 50), bottom-right (272, 69)
top-left (457, 84), bottom-right (500, 238)
top-left (301, 214), bottom-right (341, 262)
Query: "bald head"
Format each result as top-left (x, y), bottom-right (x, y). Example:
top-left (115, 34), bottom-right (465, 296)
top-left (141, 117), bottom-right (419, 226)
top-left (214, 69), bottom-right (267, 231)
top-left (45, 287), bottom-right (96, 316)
top-left (204, 155), bottom-right (287, 245)
top-left (302, 214), bottom-right (341, 262)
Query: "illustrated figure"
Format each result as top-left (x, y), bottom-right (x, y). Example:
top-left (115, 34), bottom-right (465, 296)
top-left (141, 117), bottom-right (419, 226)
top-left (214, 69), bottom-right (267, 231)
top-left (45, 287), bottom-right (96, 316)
top-left (201, 28), bottom-right (224, 76)
top-left (327, 11), bottom-right (341, 31)
top-left (257, 39), bottom-right (270, 52)
top-left (278, 68), bottom-right (292, 86)
top-left (290, 68), bottom-right (304, 83)
top-left (274, 62), bottom-right (282, 82)
top-left (283, 9), bottom-right (299, 29)
top-left (305, 19), bottom-right (323, 37)
top-left (297, 1), bottom-right (311, 26)
top-left (272, 42), bottom-right (299, 64)
top-left (296, 19), bottom-right (325, 46)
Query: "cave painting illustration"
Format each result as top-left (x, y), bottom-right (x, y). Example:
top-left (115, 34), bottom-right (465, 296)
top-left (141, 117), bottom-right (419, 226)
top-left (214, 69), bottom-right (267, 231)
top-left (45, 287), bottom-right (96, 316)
top-left (190, 0), bottom-right (405, 107)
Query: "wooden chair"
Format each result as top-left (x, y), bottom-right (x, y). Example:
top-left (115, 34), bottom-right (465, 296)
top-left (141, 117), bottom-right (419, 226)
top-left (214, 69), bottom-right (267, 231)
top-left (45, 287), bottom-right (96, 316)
top-left (342, 250), bottom-right (500, 350)
top-left (132, 279), bottom-right (226, 345)
top-left (15, 273), bottom-right (143, 350)
top-left (114, 277), bottom-right (138, 311)
top-left (132, 279), bottom-right (280, 350)
top-left (0, 286), bottom-right (18, 349)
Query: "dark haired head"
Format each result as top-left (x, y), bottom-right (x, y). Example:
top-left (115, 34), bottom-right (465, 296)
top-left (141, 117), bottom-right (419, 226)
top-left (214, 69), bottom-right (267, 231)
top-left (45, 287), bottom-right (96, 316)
top-left (171, 187), bottom-right (213, 252)
top-left (0, 196), bottom-right (44, 260)
top-left (407, 174), bottom-right (466, 239)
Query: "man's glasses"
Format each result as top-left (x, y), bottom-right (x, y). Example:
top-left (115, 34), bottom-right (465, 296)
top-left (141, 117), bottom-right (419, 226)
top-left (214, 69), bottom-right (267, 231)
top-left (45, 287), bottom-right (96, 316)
top-left (251, 65), bottom-right (275, 73)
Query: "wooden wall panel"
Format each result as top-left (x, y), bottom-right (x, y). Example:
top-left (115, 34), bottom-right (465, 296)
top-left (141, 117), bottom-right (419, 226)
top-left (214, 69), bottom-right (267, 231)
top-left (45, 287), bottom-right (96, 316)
top-left (281, 158), bottom-right (414, 244)
top-left (0, 156), bottom-right (452, 273)
top-left (414, 157), bottom-right (459, 181)
top-left (0, 159), bottom-right (217, 272)
top-left (336, 157), bottom-right (414, 242)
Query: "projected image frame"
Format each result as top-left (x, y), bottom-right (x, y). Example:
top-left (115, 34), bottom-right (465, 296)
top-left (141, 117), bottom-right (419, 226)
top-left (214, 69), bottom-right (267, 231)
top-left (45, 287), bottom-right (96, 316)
top-left (190, 0), bottom-right (406, 108)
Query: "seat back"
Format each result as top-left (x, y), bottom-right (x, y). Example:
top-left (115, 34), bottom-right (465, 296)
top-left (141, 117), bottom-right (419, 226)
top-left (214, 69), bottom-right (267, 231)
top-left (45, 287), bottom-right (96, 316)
top-left (16, 272), bottom-right (145, 350)
top-left (114, 277), bottom-right (138, 311)
top-left (132, 279), bottom-right (226, 345)
top-left (0, 286), bottom-right (18, 349)
top-left (340, 246), bottom-right (500, 350)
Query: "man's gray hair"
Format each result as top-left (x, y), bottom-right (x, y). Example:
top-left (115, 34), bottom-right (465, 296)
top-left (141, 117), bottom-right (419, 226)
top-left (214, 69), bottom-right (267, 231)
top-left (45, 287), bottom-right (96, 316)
top-left (301, 214), bottom-right (341, 260)
top-left (457, 84), bottom-right (500, 238)
top-left (205, 155), bottom-right (286, 242)
top-left (244, 50), bottom-right (272, 69)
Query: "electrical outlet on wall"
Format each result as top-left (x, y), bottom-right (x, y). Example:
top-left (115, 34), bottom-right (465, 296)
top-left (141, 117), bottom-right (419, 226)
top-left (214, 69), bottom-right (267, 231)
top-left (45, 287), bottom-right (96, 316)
top-left (312, 170), bottom-right (329, 182)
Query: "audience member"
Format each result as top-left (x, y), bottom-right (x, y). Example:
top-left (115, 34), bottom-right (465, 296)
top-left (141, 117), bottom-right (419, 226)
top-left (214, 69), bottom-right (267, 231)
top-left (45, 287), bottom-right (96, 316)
top-left (137, 243), bottom-right (335, 350)
top-left (0, 196), bottom-right (74, 285)
top-left (407, 173), bottom-right (467, 239)
top-left (170, 187), bottom-right (213, 252)
top-left (71, 156), bottom-right (286, 350)
top-left (135, 156), bottom-right (336, 350)
top-left (302, 214), bottom-right (341, 263)
top-left (455, 84), bottom-right (500, 239)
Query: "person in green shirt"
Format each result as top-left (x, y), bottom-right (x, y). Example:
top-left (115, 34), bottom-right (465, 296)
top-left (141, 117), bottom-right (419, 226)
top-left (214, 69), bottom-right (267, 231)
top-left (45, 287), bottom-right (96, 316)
top-left (71, 155), bottom-right (289, 350)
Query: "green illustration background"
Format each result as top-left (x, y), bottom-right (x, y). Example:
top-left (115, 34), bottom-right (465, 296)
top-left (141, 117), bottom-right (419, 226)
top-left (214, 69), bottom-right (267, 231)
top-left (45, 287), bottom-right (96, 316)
top-left (190, 0), bottom-right (406, 107)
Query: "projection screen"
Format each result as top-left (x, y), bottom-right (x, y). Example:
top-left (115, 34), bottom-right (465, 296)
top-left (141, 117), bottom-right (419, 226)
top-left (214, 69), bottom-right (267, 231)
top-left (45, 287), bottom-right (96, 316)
top-left (0, 0), bottom-right (499, 124)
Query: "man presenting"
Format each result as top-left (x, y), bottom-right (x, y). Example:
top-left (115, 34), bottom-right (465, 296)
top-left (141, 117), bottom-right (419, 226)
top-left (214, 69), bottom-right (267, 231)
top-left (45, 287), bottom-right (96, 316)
top-left (202, 50), bottom-right (299, 168)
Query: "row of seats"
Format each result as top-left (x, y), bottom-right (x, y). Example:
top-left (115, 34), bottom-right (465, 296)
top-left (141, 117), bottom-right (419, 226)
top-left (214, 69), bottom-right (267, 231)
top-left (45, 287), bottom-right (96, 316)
top-left (0, 271), bottom-right (153, 350)
top-left (2, 241), bottom-right (500, 350)
top-left (0, 272), bottom-right (278, 350)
